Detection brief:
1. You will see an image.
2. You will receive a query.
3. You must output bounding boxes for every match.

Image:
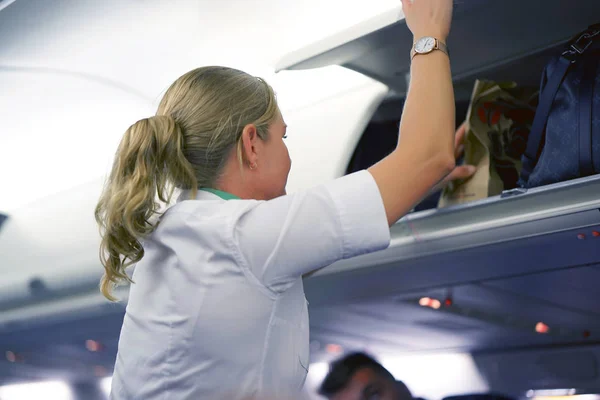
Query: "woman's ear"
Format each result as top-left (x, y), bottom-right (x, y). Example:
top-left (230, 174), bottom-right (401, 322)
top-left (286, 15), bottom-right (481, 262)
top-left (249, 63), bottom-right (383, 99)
top-left (241, 124), bottom-right (259, 169)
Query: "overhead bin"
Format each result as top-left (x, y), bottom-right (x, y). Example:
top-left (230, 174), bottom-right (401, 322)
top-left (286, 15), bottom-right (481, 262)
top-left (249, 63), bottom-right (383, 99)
top-left (316, 174), bottom-right (600, 277)
top-left (304, 175), bottom-right (600, 306)
top-left (2, 170), bottom-right (600, 321)
top-left (276, 0), bottom-right (600, 93)
top-left (9, 173), bottom-right (591, 313)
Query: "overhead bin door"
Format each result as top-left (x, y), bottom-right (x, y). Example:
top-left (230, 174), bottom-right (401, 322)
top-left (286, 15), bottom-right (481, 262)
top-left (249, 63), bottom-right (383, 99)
top-left (276, 0), bottom-right (600, 93)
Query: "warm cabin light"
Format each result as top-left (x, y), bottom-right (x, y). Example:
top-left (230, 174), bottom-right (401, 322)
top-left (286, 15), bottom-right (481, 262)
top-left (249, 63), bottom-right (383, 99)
top-left (326, 344), bottom-right (343, 354)
top-left (86, 340), bottom-right (102, 352)
top-left (535, 322), bottom-right (550, 334)
top-left (419, 297), bottom-right (441, 310)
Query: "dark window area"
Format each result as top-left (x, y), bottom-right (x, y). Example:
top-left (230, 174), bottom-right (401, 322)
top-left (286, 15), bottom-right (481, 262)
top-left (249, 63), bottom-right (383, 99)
top-left (0, 213), bottom-right (8, 230)
top-left (346, 97), bottom-right (470, 211)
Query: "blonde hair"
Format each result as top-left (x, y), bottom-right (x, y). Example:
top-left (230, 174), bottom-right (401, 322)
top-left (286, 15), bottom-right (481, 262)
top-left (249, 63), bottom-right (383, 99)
top-left (95, 66), bottom-right (279, 301)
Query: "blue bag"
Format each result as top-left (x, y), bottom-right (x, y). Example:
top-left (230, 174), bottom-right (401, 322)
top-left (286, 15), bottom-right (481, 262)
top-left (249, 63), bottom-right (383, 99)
top-left (519, 24), bottom-right (600, 188)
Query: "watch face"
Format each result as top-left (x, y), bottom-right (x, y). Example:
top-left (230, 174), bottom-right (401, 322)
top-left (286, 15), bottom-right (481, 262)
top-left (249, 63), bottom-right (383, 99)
top-left (415, 37), bottom-right (436, 54)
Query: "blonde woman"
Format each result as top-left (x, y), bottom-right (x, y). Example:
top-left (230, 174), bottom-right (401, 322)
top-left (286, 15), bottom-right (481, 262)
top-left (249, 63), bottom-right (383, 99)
top-left (95, 0), bottom-right (465, 398)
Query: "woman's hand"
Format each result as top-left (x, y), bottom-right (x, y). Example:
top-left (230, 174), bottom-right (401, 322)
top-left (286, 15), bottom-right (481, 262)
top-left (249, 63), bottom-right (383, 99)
top-left (401, 0), bottom-right (453, 41)
top-left (430, 122), bottom-right (476, 193)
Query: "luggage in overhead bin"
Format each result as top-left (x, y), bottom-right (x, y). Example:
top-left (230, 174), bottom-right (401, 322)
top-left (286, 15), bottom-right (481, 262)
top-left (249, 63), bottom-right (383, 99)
top-left (519, 23), bottom-right (600, 188)
top-left (438, 80), bottom-right (538, 208)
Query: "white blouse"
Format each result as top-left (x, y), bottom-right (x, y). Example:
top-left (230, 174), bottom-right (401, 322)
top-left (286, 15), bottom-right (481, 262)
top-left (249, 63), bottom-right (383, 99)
top-left (110, 170), bottom-right (391, 399)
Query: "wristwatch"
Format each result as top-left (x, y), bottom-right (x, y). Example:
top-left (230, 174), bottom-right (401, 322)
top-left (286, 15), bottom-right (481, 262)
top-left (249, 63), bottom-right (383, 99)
top-left (411, 37), bottom-right (449, 60)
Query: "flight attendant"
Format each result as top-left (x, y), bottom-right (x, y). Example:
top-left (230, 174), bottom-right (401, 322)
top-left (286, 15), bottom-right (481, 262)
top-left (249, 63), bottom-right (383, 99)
top-left (95, 0), bottom-right (461, 398)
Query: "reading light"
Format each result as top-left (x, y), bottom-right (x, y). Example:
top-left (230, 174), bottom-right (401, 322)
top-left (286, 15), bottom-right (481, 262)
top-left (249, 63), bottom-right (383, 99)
top-left (535, 322), bottom-right (550, 334)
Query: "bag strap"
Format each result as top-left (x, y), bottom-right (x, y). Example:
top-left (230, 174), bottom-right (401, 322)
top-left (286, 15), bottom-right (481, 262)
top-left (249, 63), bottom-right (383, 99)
top-left (578, 52), bottom-right (598, 176)
top-left (520, 24), bottom-right (600, 183)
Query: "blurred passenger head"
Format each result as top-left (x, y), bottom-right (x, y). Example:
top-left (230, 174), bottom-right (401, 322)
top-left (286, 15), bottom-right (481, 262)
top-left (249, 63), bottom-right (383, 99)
top-left (95, 66), bottom-right (288, 301)
top-left (319, 352), bottom-right (413, 400)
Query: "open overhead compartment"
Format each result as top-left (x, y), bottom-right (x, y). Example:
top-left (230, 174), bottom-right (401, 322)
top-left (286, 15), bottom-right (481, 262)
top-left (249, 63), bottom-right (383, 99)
top-left (277, 0), bottom-right (600, 94)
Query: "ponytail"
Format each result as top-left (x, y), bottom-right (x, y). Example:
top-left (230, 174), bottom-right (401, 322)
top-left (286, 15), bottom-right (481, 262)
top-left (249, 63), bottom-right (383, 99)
top-left (95, 66), bottom-right (281, 301)
top-left (95, 115), bottom-right (197, 301)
